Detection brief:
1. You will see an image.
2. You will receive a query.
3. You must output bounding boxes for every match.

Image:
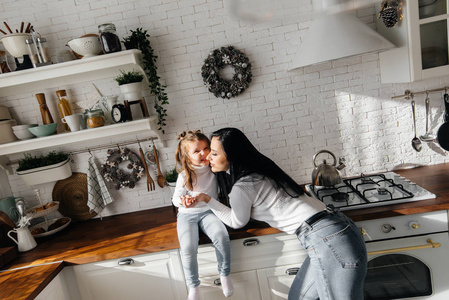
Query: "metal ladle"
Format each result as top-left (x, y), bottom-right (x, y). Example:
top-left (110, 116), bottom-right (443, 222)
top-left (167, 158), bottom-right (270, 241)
top-left (420, 91), bottom-right (436, 142)
top-left (411, 96), bottom-right (423, 152)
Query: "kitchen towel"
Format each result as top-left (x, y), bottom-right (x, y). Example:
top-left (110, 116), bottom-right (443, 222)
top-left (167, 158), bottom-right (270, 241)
top-left (87, 155), bottom-right (114, 216)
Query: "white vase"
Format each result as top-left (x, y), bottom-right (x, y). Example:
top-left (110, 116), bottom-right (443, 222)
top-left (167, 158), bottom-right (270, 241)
top-left (17, 158), bottom-right (72, 185)
top-left (119, 82), bottom-right (143, 101)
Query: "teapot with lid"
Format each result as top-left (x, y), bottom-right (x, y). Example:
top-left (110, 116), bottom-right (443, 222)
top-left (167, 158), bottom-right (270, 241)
top-left (311, 150), bottom-right (346, 187)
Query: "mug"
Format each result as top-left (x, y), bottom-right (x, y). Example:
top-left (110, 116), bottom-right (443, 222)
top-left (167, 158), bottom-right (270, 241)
top-left (0, 196), bottom-right (21, 222)
top-left (62, 113), bottom-right (82, 132)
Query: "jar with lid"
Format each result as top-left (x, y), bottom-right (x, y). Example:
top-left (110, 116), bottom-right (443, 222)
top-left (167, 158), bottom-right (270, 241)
top-left (98, 23), bottom-right (122, 54)
top-left (86, 109), bottom-right (105, 128)
top-left (36, 37), bottom-right (51, 63)
top-left (55, 90), bottom-right (73, 131)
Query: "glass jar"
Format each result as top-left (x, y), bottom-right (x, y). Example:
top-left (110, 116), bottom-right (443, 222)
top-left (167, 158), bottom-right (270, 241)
top-left (86, 109), bottom-right (105, 128)
top-left (55, 90), bottom-right (73, 131)
top-left (98, 23), bottom-right (122, 54)
top-left (36, 37), bottom-right (51, 63)
top-left (25, 39), bottom-right (39, 66)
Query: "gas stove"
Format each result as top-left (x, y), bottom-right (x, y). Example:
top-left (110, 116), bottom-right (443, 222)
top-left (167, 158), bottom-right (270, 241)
top-left (306, 172), bottom-right (436, 211)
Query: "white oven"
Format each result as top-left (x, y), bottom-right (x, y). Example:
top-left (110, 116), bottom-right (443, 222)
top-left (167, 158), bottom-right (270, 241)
top-left (306, 172), bottom-right (449, 299)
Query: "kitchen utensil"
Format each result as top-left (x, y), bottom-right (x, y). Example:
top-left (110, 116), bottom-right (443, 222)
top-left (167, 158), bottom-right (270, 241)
top-left (437, 92), bottom-right (449, 151)
top-left (144, 149), bottom-right (158, 165)
top-left (0, 210), bottom-right (16, 228)
top-left (311, 150), bottom-right (345, 187)
top-left (153, 144), bottom-right (166, 188)
top-left (62, 114), bottom-right (82, 132)
top-left (28, 123), bottom-right (57, 137)
top-left (67, 36), bottom-right (103, 58)
top-left (411, 99), bottom-right (423, 152)
top-left (3, 22), bottom-right (12, 34)
top-left (139, 143), bottom-right (155, 191)
top-left (420, 92), bottom-right (436, 142)
top-left (13, 124), bottom-right (37, 140)
top-left (35, 93), bottom-right (54, 124)
top-left (7, 226), bottom-right (37, 252)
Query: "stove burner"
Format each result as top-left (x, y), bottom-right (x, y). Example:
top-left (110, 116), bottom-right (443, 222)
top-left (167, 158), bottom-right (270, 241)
top-left (361, 177), bottom-right (373, 183)
top-left (331, 192), bottom-right (349, 202)
top-left (377, 187), bottom-right (388, 195)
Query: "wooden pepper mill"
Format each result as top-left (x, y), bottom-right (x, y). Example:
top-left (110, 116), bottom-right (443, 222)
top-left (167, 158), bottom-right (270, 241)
top-left (35, 93), bottom-right (54, 124)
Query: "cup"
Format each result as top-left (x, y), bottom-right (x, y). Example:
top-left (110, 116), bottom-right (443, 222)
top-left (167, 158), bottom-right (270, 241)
top-left (62, 113), bottom-right (82, 132)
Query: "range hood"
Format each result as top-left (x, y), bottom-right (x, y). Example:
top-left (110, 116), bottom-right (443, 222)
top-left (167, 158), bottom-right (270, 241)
top-left (289, 11), bottom-right (396, 70)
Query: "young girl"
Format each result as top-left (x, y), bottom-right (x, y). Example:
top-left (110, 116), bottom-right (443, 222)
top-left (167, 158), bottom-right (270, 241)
top-left (173, 130), bottom-right (233, 300)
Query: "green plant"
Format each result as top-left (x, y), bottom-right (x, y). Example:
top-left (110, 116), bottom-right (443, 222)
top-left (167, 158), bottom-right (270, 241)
top-left (165, 166), bottom-right (178, 183)
top-left (114, 70), bottom-right (144, 85)
top-left (17, 151), bottom-right (69, 172)
top-left (123, 28), bottom-right (169, 133)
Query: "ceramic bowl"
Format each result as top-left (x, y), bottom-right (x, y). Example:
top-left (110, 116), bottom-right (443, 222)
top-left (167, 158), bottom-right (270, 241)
top-left (67, 36), bottom-right (103, 58)
top-left (28, 123), bottom-right (57, 137)
top-left (12, 124), bottom-right (38, 131)
top-left (13, 128), bottom-right (36, 140)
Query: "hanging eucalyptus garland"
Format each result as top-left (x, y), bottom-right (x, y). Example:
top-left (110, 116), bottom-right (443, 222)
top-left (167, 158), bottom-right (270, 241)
top-left (100, 148), bottom-right (144, 190)
top-left (201, 46), bottom-right (252, 99)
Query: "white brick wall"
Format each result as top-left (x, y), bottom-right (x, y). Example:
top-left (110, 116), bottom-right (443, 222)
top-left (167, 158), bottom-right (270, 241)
top-left (1, 0), bottom-right (449, 218)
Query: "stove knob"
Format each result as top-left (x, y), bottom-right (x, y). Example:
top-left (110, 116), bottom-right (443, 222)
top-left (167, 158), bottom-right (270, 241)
top-left (380, 224), bottom-right (395, 233)
top-left (409, 221), bottom-right (421, 230)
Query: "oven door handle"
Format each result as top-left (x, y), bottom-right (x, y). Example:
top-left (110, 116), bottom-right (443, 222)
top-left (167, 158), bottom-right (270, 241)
top-left (368, 239), bottom-right (441, 256)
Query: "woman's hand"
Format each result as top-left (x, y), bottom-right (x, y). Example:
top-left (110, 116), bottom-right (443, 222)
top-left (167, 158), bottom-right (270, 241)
top-left (195, 193), bottom-right (211, 203)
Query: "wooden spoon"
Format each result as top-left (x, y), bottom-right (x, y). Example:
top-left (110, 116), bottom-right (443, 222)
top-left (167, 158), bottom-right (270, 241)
top-left (153, 144), bottom-right (166, 188)
top-left (0, 210), bottom-right (16, 228)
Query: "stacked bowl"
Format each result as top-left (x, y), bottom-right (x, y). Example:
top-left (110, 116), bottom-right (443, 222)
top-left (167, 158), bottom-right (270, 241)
top-left (12, 124), bottom-right (38, 140)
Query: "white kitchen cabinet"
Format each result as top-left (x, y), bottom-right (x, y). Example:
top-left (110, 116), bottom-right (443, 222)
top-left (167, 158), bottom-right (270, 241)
top-left (197, 233), bottom-right (307, 299)
top-left (72, 250), bottom-right (187, 300)
top-left (35, 267), bottom-right (81, 300)
top-left (377, 0), bottom-right (449, 82)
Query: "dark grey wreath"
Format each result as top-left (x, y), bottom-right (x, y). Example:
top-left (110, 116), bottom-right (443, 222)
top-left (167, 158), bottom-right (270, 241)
top-left (201, 46), bottom-right (252, 99)
top-left (100, 147), bottom-right (144, 190)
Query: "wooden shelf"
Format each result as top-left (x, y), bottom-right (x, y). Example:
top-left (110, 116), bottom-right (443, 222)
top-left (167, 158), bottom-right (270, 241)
top-left (0, 49), bottom-right (146, 97)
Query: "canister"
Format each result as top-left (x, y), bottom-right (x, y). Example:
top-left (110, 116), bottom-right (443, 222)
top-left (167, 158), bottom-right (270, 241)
top-left (98, 23), bottom-right (122, 53)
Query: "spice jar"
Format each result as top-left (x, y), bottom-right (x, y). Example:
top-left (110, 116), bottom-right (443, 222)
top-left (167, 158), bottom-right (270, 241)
top-left (86, 109), bottom-right (105, 128)
top-left (56, 90), bottom-right (73, 131)
top-left (98, 23), bottom-right (122, 54)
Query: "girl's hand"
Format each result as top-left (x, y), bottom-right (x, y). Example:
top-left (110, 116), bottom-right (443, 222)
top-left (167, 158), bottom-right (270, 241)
top-left (195, 193), bottom-right (211, 203)
top-left (180, 195), bottom-right (198, 208)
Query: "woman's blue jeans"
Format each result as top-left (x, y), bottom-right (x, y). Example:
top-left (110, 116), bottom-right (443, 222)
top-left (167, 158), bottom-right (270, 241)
top-left (177, 210), bottom-right (231, 288)
top-left (288, 209), bottom-right (367, 300)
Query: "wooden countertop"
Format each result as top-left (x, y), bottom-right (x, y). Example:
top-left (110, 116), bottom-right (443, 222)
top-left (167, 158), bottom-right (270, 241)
top-left (2, 162), bottom-right (449, 300)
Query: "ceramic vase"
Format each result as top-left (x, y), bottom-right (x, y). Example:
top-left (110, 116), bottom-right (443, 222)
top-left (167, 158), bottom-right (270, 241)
top-left (119, 82), bottom-right (142, 101)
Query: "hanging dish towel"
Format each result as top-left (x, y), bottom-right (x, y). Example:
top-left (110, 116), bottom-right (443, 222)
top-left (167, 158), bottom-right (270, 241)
top-left (87, 155), bottom-right (114, 216)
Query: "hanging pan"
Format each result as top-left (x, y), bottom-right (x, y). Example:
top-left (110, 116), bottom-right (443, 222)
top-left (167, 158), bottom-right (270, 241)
top-left (437, 91), bottom-right (449, 151)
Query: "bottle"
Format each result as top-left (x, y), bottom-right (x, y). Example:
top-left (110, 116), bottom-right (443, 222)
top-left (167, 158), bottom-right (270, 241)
top-left (86, 109), bottom-right (105, 128)
top-left (98, 23), bottom-right (122, 54)
top-left (35, 93), bottom-right (54, 125)
top-left (55, 90), bottom-right (73, 131)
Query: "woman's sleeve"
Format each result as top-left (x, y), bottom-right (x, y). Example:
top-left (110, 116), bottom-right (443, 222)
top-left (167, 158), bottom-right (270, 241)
top-left (206, 184), bottom-right (252, 229)
top-left (172, 175), bottom-right (187, 208)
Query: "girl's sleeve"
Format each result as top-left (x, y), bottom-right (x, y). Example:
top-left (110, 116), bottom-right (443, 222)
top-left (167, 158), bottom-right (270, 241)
top-left (172, 175), bottom-right (187, 208)
top-left (206, 184), bottom-right (252, 229)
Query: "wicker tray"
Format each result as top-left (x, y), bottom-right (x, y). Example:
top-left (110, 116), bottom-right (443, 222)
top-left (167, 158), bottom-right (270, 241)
top-left (52, 172), bottom-right (97, 221)
top-left (25, 201), bottom-right (59, 219)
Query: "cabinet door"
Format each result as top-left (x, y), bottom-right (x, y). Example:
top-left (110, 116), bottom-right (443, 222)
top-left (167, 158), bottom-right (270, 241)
top-left (257, 264), bottom-right (299, 300)
top-left (73, 250), bottom-right (187, 300)
top-left (35, 272), bottom-right (73, 300)
top-left (199, 271), bottom-right (262, 300)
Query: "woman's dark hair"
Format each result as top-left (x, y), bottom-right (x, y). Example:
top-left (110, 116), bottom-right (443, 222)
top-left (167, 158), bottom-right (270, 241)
top-left (211, 128), bottom-right (304, 205)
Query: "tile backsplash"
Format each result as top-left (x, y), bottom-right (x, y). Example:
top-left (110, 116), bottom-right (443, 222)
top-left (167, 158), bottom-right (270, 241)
top-left (1, 0), bottom-right (448, 218)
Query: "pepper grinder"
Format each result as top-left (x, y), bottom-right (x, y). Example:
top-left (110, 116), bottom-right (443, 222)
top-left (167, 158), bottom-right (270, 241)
top-left (35, 93), bottom-right (54, 124)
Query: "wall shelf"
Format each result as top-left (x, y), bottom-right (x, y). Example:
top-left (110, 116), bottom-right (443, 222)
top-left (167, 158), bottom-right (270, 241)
top-left (0, 49), bottom-right (146, 97)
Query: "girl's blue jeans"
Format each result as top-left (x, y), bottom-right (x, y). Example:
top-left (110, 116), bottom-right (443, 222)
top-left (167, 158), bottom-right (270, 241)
top-left (288, 209), bottom-right (367, 300)
top-left (177, 210), bottom-right (231, 288)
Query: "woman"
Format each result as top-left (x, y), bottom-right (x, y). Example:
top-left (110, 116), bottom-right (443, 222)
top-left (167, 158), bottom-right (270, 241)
top-left (187, 128), bottom-right (367, 300)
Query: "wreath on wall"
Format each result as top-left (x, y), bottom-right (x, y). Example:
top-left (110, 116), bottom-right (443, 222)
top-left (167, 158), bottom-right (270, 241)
top-left (100, 147), bottom-right (144, 190)
top-left (201, 45), bottom-right (252, 99)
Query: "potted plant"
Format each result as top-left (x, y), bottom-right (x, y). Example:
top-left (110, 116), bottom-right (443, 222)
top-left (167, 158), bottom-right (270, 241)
top-left (16, 151), bottom-right (72, 186)
top-left (114, 69), bottom-right (145, 101)
top-left (165, 166), bottom-right (178, 193)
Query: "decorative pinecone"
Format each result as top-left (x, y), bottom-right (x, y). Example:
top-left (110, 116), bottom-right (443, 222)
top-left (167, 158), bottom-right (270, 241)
top-left (380, 6), bottom-right (398, 28)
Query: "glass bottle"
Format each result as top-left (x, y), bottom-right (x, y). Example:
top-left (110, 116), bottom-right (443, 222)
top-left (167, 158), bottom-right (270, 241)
top-left (55, 90), bottom-right (73, 131)
top-left (36, 37), bottom-right (51, 63)
top-left (86, 109), bottom-right (105, 128)
top-left (98, 23), bottom-right (122, 54)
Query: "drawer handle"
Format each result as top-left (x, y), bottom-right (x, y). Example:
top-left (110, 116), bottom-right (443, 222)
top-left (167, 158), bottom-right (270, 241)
top-left (214, 278), bottom-right (221, 286)
top-left (285, 267), bottom-right (300, 275)
top-left (118, 258), bottom-right (135, 265)
top-left (243, 238), bottom-right (260, 246)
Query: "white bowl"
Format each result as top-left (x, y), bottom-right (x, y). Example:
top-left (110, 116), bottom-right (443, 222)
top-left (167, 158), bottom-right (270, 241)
top-left (12, 124), bottom-right (38, 131)
top-left (67, 36), bottom-right (103, 58)
top-left (0, 33), bottom-right (31, 57)
top-left (13, 127), bottom-right (36, 140)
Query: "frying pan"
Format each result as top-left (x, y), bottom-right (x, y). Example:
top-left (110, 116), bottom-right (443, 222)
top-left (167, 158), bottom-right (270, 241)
top-left (437, 93), bottom-right (449, 151)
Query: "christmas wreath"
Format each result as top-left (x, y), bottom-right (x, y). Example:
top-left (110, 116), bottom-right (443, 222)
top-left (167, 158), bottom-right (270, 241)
top-left (100, 147), bottom-right (144, 190)
top-left (201, 46), bottom-right (252, 99)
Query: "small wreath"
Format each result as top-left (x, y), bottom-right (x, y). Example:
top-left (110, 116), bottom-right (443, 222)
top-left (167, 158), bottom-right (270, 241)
top-left (100, 147), bottom-right (144, 190)
top-left (201, 45), bottom-right (252, 99)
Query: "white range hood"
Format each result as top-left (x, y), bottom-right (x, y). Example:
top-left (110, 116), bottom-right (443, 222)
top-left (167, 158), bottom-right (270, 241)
top-left (289, 11), bottom-right (396, 70)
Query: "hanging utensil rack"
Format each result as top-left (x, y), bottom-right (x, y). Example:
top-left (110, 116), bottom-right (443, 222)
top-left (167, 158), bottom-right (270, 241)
top-left (392, 87), bottom-right (449, 100)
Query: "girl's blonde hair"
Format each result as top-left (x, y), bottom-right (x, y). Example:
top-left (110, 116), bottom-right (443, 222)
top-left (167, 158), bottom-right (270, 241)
top-left (175, 130), bottom-right (210, 190)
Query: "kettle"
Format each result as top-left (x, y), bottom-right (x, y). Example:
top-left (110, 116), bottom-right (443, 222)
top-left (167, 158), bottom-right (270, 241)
top-left (311, 150), bottom-right (346, 187)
